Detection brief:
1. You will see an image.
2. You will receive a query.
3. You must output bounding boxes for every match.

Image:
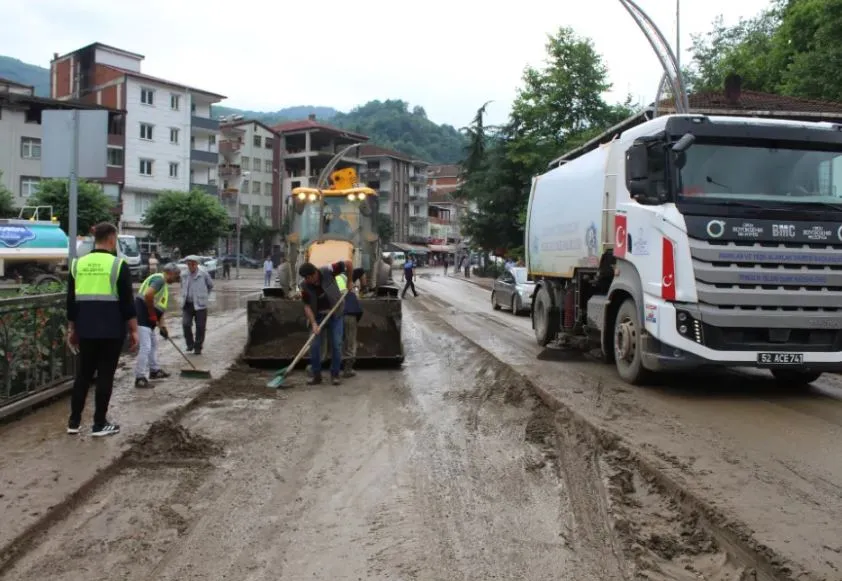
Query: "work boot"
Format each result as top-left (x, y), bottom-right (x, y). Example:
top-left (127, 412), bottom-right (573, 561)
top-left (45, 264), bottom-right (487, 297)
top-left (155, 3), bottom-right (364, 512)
top-left (331, 375), bottom-right (341, 386)
top-left (307, 374), bottom-right (322, 385)
top-left (134, 377), bottom-right (153, 389)
top-left (149, 369), bottom-right (171, 380)
top-left (342, 361), bottom-right (356, 378)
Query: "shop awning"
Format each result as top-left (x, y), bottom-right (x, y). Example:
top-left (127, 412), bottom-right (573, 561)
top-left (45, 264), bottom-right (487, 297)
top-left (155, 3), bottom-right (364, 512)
top-left (429, 245), bottom-right (456, 253)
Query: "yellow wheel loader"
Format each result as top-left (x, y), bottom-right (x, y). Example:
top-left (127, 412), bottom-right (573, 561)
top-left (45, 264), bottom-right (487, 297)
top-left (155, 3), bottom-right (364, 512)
top-left (243, 167), bottom-right (404, 367)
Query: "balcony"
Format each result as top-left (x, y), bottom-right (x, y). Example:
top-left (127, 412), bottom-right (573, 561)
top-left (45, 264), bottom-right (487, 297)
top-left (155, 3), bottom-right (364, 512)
top-left (191, 115), bottom-right (220, 132)
top-left (409, 174), bottom-right (426, 184)
top-left (360, 168), bottom-right (381, 182)
top-left (409, 215), bottom-right (428, 223)
top-left (191, 149), bottom-right (218, 165)
top-left (377, 189), bottom-right (390, 198)
top-left (219, 140), bottom-right (242, 156)
top-left (220, 187), bottom-right (239, 199)
top-left (219, 164), bottom-right (242, 177)
top-left (191, 182), bottom-right (219, 196)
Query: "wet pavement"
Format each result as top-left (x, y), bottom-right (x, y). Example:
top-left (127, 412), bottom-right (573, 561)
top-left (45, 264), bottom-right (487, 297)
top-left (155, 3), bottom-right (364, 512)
top-left (0, 269), bottom-right (838, 580)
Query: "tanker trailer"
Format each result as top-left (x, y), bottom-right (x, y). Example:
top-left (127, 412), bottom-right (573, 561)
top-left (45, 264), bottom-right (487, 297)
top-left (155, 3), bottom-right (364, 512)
top-left (527, 114), bottom-right (842, 386)
top-left (243, 168), bottom-right (404, 367)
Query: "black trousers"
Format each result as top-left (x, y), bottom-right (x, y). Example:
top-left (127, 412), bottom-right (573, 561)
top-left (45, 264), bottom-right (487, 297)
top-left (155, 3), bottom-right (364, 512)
top-left (70, 337), bottom-right (123, 426)
top-left (182, 302), bottom-right (208, 350)
top-left (401, 278), bottom-right (418, 298)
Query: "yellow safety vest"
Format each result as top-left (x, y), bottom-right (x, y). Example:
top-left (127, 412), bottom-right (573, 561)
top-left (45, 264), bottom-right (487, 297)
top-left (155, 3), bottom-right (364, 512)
top-left (71, 252), bottom-right (123, 302)
top-left (335, 273), bottom-right (348, 291)
top-left (138, 273), bottom-right (169, 310)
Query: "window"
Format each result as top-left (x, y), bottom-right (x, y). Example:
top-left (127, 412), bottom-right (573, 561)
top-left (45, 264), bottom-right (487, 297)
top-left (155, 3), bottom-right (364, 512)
top-left (170, 128), bottom-right (179, 144)
top-left (264, 206), bottom-right (272, 219)
top-left (170, 94), bottom-right (180, 110)
top-left (264, 159), bottom-right (272, 172)
top-left (107, 147), bottom-right (124, 167)
top-left (265, 137), bottom-right (274, 149)
top-left (253, 135), bottom-right (262, 147)
top-left (252, 205), bottom-right (260, 217)
top-left (20, 176), bottom-right (40, 198)
top-left (139, 159), bottom-right (153, 176)
top-left (242, 179), bottom-right (249, 192)
top-left (135, 195), bottom-right (153, 216)
top-left (190, 136), bottom-right (195, 148)
top-left (191, 102), bottom-right (196, 113)
top-left (253, 181), bottom-right (261, 194)
top-left (20, 137), bottom-right (41, 159)
top-left (169, 162), bottom-right (179, 178)
top-left (140, 88), bottom-right (154, 105)
top-left (264, 182), bottom-right (272, 195)
top-left (208, 135), bottom-right (216, 146)
top-left (140, 123), bottom-right (153, 140)
top-left (241, 157), bottom-right (250, 170)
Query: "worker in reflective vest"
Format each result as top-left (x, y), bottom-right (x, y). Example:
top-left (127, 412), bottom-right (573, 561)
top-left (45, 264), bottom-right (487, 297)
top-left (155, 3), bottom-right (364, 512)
top-left (134, 264), bottom-right (182, 388)
top-left (66, 222), bottom-right (138, 437)
top-left (319, 269), bottom-right (366, 377)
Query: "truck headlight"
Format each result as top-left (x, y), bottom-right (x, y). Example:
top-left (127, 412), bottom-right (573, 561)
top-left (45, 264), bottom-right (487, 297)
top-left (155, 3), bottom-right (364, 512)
top-left (675, 309), bottom-right (704, 345)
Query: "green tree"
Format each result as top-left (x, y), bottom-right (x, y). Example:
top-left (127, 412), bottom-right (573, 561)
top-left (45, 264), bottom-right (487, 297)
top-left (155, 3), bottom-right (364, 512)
top-left (376, 213), bottom-right (394, 245)
top-left (28, 179), bottom-right (114, 233)
top-left (241, 213), bottom-right (278, 256)
top-left (0, 171), bottom-right (16, 218)
top-left (143, 189), bottom-right (229, 255)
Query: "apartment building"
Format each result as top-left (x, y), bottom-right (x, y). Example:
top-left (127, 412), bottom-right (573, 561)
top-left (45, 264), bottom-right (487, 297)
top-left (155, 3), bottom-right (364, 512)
top-left (50, 43), bottom-right (225, 253)
top-left (0, 76), bottom-right (123, 205)
top-left (359, 144), bottom-right (429, 244)
top-left (273, 114), bottom-right (368, 203)
top-left (218, 118), bottom-right (283, 253)
top-left (427, 164), bottom-right (469, 246)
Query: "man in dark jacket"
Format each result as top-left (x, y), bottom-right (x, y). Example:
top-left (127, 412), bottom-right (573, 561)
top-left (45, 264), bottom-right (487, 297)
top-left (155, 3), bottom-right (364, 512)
top-left (401, 255), bottom-right (419, 298)
top-left (299, 260), bottom-right (352, 385)
top-left (66, 222), bottom-right (138, 437)
top-left (340, 268), bottom-right (367, 377)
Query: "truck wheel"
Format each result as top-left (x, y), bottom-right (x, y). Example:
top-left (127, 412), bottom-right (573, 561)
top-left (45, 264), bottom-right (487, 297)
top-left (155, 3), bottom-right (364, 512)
top-left (613, 298), bottom-right (651, 385)
top-left (533, 286), bottom-right (559, 347)
top-left (491, 291), bottom-right (501, 310)
top-left (771, 370), bottom-right (822, 386)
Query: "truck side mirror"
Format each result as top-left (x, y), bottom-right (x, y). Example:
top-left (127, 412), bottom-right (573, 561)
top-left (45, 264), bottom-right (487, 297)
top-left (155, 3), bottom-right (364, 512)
top-left (625, 142), bottom-right (665, 204)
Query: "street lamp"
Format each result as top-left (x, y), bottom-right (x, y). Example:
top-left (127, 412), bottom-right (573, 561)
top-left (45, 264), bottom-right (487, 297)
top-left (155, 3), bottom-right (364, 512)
top-left (237, 170), bottom-right (251, 279)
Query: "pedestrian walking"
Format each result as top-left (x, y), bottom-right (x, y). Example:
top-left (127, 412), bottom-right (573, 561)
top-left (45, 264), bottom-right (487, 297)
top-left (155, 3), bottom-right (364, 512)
top-left (66, 222), bottom-right (138, 437)
top-left (222, 257), bottom-right (231, 279)
top-left (401, 256), bottom-right (419, 298)
top-left (299, 260), bottom-right (352, 385)
top-left (181, 255), bottom-right (214, 355)
top-left (148, 252), bottom-right (159, 274)
top-left (443, 257), bottom-right (448, 276)
top-left (134, 263), bottom-right (181, 388)
top-left (263, 255), bottom-right (274, 287)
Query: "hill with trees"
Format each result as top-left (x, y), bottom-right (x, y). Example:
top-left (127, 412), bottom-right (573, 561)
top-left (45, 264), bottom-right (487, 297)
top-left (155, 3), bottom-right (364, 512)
top-left (0, 56), bottom-right (466, 163)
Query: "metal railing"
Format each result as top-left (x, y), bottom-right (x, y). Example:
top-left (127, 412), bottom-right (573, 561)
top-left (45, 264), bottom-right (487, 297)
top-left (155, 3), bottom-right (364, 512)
top-left (0, 293), bottom-right (75, 408)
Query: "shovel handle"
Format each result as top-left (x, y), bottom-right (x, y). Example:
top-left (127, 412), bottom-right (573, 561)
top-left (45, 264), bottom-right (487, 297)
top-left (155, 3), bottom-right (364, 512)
top-left (287, 291), bottom-right (348, 372)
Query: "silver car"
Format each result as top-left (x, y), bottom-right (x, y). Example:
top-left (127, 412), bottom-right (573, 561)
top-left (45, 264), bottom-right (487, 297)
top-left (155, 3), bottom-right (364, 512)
top-left (491, 267), bottom-right (535, 315)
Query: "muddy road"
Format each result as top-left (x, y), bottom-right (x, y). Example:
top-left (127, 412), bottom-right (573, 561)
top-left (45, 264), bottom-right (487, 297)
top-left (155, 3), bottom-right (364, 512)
top-left (0, 297), bottom-right (760, 581)
top-left (414, 272), bottom-right (842, 581)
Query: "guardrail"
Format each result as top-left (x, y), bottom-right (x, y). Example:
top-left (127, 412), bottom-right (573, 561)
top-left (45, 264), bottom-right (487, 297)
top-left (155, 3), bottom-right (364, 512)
top-left (0, 293), bottom-right (75, 409)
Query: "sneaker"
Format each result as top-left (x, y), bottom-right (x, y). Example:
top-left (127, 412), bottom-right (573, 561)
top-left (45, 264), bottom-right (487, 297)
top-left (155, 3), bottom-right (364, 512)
top-left (307, 374), bottom-right (323, 385)
top-left (149, 369), bottom-right (171, 379)
top-left (91, 422), bottom-right (120, 437)
top-left (134, 377), bottom-right (152, 388)
top-left (185, 345), bottom-right (194, 353)
top-left (331, 375), bottom-right (341, 386)
top-left (193, 348), bottom-right (202, 356)
top-left (67, 419), bottom-right (81, 435)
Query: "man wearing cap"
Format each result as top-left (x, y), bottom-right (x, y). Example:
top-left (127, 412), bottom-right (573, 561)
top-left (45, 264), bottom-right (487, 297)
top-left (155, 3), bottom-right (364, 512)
top-left (134, 263), bottom-right (181, 388)
top-left (181, 255), bottom-right (214, 355)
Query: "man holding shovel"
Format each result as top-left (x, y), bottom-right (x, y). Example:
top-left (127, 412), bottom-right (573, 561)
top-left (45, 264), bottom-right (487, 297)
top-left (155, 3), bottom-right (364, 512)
top-left (299, 260), bottom-right (353, 386)
top-left (134, 263), bottom-right (181, 388)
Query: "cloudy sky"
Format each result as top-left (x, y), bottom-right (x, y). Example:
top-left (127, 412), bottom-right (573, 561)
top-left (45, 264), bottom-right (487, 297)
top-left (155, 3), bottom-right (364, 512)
top-left (3, 0), bottom-right (771, 128)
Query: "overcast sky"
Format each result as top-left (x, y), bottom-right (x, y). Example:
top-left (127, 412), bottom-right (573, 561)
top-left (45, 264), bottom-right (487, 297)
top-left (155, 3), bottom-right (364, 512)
top-left (3, 0), bottom-right (771, 128)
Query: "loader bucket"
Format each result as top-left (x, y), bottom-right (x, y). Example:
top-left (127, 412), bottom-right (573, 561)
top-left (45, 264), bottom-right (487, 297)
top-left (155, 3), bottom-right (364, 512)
top-left (243, 292), bottom-right (404, 368)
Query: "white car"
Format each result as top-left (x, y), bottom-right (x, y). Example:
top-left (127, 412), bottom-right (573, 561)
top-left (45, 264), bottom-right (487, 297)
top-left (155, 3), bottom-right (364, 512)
top-left (177, 259), bottom-right (213, 279)
top-left (198, 256), bottom-right (218, 278)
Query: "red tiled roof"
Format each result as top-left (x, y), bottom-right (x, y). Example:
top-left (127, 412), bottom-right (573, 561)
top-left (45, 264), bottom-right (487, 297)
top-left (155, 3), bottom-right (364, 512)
top-left (100, 65), bottom-right (226, 100)
top-left (427, 164), bottom-right (461, 178)
top-left (272, 118), bottom-right (368, 141)
top-left (220, 119), bottom-right (279, 135)
top-left (359, 144), bottom-right (414, 162)
top-left (657, 90), bottom-right (842, 115)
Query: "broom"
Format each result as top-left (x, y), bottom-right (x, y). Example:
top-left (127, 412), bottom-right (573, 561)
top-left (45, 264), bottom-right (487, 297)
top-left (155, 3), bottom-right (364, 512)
top-left (164, 334), bottom-right (212, 379)
top-left (266, 291), bottom-right (348, 389)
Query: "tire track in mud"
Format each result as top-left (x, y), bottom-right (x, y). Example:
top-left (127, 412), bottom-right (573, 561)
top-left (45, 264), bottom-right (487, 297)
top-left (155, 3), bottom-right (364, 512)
top-left (410, 297), bottom-right (791, 581)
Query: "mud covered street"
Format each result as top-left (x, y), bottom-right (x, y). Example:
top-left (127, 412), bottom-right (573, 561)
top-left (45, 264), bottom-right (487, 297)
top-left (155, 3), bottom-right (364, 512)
top-left (1, 292), bottom-right (761, 581)
top-left (414, 271), bottom-right (842, 581)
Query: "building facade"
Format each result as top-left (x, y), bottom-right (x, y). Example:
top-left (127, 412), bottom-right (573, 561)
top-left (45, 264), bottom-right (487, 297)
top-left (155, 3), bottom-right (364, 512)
top-left (273, 115), bottom-right (368, 205)
top-left (0, 76), bottom-right (123, 208)
top-left (218, 118), bottom-right (283, 253)
top-left (358, 144), bottom-right (429, 244)
top-left (426, 164), bottom-right (468, 246)
top-left (50, 43), bottom-right (225, 255)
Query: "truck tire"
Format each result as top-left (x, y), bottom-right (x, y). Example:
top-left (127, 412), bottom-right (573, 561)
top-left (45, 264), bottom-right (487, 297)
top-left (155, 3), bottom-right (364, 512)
top-left (771, 369), bottom-right (822, 386)
top-left (532, 286), bottom-right (559, 347)
top-left (613, 298), bottom-right (651, 385)
top-left (32, 274), bottom-right (62, 290)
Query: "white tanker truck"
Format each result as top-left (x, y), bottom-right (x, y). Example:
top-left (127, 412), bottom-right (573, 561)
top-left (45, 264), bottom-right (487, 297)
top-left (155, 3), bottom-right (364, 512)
top-left (526, 114), bottom-right (842, 386)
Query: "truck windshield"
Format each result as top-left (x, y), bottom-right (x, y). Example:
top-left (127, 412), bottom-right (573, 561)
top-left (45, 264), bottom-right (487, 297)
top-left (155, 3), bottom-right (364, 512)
top-left (118, 236), bottom-right (140, 256)
top-left (678, 143), bottom-right (842, 205)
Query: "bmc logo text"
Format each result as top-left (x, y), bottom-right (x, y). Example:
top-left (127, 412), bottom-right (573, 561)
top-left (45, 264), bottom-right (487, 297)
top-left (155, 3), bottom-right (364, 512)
top-left (771, 224), bottom-right (796, 238)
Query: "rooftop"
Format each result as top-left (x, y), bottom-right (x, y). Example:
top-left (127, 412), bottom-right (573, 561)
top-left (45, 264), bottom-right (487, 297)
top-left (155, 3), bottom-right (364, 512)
top-left (220, 118), bottom-right (279, 136)
top-left (360, 144), bottom-right (417, 163)
top-left (427, 164), bottom-right (461, 178)
top-left (52, 42), bottom-right (145, 63)
top-left (0, 91), bottom-right (123, 113)
top-left (0, 76), bottom-right (34, 91)
top-left (100, 64), bottom-right (226, 100)
top-left (272, 114), bottom-right (368, 141)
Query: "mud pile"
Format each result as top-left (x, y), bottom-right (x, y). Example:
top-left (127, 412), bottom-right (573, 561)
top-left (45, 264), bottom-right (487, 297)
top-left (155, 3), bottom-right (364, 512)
top-left (126, 419), bottom-right (222, 462)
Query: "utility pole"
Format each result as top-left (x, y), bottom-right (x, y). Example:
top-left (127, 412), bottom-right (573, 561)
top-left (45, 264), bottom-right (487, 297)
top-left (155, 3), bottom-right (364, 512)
top-left (676, 0), bottom-right (681, 75)
top-left (68, 65), bottom-right (82, 261)
top-left (237, 170), bottom-right (250, 280)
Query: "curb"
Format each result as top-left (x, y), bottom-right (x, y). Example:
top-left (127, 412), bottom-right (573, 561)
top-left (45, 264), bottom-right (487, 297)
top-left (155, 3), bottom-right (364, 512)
top-left (444, 274), bottom-right (494, 290)
top-left (409, 298), bottom-right (800, 581)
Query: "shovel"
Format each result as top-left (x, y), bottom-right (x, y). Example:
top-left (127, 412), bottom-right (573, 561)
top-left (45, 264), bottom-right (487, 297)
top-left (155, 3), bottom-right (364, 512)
top-left (267, 291), bottom-right (348, 389)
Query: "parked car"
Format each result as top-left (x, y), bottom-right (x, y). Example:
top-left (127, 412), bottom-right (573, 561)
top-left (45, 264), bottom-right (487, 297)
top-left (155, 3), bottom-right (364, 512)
top-left (491, 267), bottom-right (535, 315)
top-left (198, 256), bottom-right (218, 278)
top-left (221, 254), bottom-right (260, 269)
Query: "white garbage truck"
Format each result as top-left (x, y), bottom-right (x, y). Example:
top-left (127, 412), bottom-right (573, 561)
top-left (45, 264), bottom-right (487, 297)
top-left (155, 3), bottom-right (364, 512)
top-left (526, 114), bottom-right (842, 386)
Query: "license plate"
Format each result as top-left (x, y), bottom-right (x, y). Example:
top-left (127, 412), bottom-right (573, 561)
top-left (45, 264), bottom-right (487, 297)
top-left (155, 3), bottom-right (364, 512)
top-left (757, 352), bottom-right (804, 366)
